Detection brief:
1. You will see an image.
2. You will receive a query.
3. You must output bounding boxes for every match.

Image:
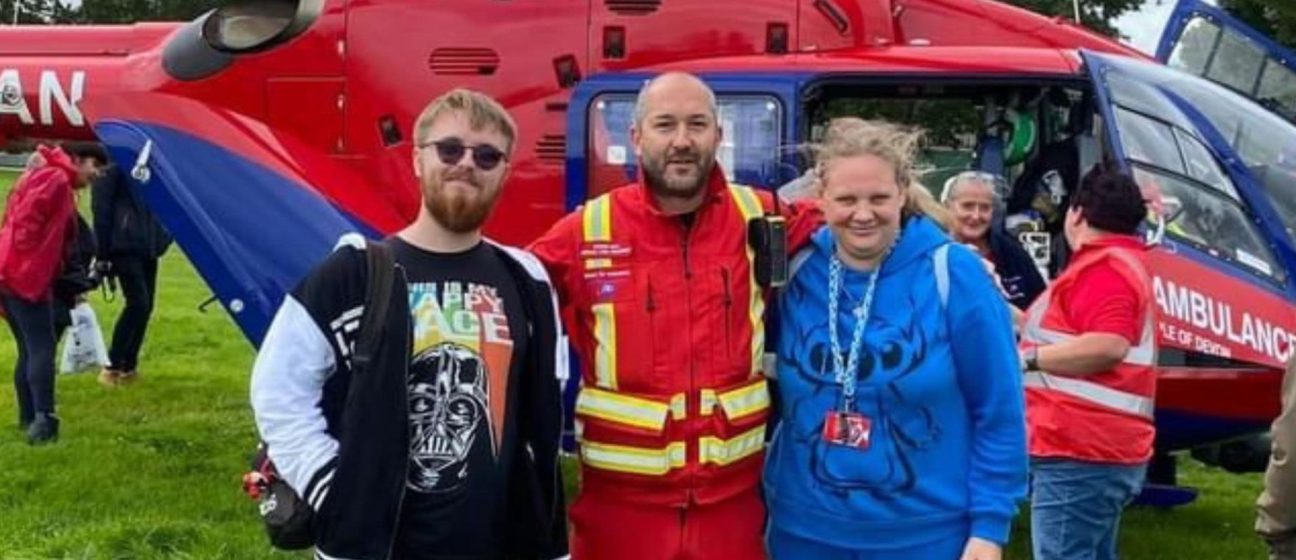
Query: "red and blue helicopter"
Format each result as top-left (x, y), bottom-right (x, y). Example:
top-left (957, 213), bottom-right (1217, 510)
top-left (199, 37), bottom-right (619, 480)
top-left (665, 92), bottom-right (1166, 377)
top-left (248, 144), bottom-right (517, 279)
top-left (0, 0), bottom-right (1292, 505)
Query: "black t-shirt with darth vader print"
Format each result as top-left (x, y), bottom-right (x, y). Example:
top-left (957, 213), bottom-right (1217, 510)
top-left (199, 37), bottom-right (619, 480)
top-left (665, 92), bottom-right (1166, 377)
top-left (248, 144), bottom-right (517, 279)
top-left (389, 237), bottom-right (528, 560)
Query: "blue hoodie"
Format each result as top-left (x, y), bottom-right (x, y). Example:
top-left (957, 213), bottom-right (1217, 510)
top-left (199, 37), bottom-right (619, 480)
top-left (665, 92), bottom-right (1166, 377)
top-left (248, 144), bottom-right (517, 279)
top-left (764, 216), bottom-right (1027, 552)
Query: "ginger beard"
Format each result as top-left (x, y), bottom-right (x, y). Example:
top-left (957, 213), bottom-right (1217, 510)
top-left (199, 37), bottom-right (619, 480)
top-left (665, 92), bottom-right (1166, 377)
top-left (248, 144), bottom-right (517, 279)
top-left (421, 164), bottom-right (502, 234)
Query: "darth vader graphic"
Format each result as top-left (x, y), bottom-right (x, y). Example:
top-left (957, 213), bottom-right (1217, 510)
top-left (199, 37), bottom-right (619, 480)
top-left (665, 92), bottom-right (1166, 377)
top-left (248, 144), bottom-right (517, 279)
top-left (407, 341), bottom-right (493, 494)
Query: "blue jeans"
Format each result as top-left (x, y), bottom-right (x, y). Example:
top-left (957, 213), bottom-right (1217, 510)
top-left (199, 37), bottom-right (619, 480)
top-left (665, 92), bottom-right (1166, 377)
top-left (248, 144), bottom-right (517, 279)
top-left (766, 524), bottom-right (967, 560)
top-left (2, 294), bottom-right (57, 421)
top-left (1030, 458), bottom-right (1147, 560)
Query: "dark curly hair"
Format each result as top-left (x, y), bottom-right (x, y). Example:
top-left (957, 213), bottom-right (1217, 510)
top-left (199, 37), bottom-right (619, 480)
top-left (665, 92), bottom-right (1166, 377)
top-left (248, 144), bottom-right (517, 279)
top-left (1070, 165), bottom-right (1146, 235)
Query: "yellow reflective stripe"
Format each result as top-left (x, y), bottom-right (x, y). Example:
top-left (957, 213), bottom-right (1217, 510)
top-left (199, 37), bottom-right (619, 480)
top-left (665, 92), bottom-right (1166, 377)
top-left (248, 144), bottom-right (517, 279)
top-left (717, 379), bottom-right (770, 421)
top-left (580, 440), bottom-right (686, 476)
top-left (699, 425), bottom-right (766, 466)
top-left (592, 303), bottom-right (618, 389)
top-left (582, 195), bottom-right (612, 242)
top-left (670, 393), bottom-right (687, 421)
top-left (730, 184), bottom-right (764, 221)
top-left (583, 195), bottom-right (617, 389)
top-left (730, 185), bottom-right (767, 377)
top-left (575, 387), bottom-right (669, 431)
top-left (700, 389), bottom-right (718, 416)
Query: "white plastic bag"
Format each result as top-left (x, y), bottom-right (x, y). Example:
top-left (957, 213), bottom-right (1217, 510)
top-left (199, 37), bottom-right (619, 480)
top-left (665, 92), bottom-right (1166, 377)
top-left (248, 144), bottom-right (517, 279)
top-left (59, 302), bottom-right (109, 374)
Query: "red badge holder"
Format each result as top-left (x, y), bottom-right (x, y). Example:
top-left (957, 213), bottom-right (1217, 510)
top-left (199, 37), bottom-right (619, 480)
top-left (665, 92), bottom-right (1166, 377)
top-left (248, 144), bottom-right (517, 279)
top-left (823, 410), bottom-right (872, 450)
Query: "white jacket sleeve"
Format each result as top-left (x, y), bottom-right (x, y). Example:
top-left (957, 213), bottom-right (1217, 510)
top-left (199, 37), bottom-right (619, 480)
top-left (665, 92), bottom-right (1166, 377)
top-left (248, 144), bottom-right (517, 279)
top-left (250, 294), bottom-right (341, 511)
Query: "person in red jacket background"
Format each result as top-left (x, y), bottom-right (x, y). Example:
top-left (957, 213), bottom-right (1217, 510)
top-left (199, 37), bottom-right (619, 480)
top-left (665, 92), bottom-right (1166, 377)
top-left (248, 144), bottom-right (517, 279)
top-left (0, 143), bottom-right (106, 444)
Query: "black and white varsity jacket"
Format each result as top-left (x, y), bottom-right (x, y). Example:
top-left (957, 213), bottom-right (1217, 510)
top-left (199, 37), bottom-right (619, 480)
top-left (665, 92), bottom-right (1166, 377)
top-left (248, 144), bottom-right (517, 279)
top-left (250, 234), bottom-right (570, 560)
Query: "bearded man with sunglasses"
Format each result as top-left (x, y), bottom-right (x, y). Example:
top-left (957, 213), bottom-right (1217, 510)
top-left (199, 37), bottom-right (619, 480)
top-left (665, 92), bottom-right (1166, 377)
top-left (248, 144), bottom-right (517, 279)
top-left (250, 89), bottom-right (569, 560)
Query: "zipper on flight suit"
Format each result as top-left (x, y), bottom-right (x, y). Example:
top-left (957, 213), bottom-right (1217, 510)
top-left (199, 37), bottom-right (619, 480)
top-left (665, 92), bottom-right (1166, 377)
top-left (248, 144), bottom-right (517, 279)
top-left (721, 267), bottom-right (733, 362)
top-left (646, 276), bottom-right (657, 312)
top-left (678, 215), bottom-right (698, 503)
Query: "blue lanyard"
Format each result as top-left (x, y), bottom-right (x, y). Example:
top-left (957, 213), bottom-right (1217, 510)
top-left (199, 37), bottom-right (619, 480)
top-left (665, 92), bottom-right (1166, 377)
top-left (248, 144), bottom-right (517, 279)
top-left (826, 254), bottom-right (880, 414)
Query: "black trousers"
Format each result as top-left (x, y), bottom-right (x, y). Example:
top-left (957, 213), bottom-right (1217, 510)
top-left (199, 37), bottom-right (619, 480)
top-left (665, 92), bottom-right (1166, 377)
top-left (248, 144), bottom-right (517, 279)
top-left (108, 255), bottom-right (159, 372)
top-left (2, 294), bottom-right (57, 422)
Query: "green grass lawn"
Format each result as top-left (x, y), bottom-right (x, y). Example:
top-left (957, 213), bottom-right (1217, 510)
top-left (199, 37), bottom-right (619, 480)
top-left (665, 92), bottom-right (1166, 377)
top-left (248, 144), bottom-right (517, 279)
top-left (0, 169), bottom-right (1270, 558)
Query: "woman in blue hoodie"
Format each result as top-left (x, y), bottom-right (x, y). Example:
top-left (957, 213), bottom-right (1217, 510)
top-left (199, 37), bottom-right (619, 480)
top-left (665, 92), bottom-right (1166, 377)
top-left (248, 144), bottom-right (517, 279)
top-left (764, 119), bottom-right (1028, 560)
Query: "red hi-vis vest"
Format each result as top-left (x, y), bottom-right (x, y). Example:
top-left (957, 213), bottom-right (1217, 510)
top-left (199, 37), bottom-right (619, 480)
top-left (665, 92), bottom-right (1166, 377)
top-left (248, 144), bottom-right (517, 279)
top-left (536, 170), bottom-right (776, 507)
top-left (1022, 240), bottom-right (1157, 464)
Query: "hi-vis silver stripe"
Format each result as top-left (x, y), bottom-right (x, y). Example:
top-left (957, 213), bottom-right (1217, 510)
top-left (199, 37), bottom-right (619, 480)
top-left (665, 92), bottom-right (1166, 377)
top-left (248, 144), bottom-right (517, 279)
top-left (1024, 371), bottom-right (1155, 419)
top-left (1023, 313), bottom-right (1156, 367)
top-left (1022, 272), bottom-right (1156, 368)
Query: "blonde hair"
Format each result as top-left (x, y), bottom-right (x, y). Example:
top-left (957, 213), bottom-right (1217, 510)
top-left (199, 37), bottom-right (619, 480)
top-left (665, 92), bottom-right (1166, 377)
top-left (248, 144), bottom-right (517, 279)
top-left (412, 88), bottom-right (518, 152)
top-left (812, 117), bottom-right (946, 228)
top-left (907, 181), bottom-right (953, 231)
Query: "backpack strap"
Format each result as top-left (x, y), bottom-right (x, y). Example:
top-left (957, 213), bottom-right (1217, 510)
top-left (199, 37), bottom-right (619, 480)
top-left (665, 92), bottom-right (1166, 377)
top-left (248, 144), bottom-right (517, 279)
top-left (353, 240), bottom-right (395, 374)
top-left (789, 246), bottom-right (814, 282)
top-left (933, 243), bottom-right (950, 313)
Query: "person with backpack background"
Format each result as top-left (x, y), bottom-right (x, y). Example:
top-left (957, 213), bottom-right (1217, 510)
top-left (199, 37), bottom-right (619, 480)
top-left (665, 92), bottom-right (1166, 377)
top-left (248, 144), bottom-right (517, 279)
top-left (91, 161), bottom-right (172, 386)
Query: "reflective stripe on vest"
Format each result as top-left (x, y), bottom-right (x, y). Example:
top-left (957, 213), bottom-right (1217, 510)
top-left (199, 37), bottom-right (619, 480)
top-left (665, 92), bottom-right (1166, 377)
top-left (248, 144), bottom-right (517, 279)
top-left (700, 389), bottom-right (718, 416)
top-left (576, 386), bottom-right (670, 430)
top-left (583, 195), bottom-right (618, 389)
top-left (717, 378), bottom-right (770, 421)
top-left (729, 184), bottom-right (766, 378)
top-left (1023, 310), bottom-right (1156, 367)
top-left (698, 379), bottom-right (771, 420)
top-left (580, 440), bottom-right (687, 476)
top-left (1022, 246), bottom-right (1155, 419)
top-left (1023, 371), bottom-right (1154, 419)
top-left (699, 424), bottom-right (766, 466)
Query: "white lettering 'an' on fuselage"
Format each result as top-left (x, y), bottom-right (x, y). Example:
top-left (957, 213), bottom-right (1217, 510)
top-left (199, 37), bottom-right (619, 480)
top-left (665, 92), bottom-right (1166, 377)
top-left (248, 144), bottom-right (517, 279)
top-left (0, 69), bottom-right (85, 127)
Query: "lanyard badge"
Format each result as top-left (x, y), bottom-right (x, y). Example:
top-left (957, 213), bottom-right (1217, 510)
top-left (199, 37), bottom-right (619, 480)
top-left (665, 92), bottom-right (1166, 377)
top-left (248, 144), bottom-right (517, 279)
top-left (822, 239), bottom-right (890, 450)
top-left (823, 410), bottom-right (873, 449)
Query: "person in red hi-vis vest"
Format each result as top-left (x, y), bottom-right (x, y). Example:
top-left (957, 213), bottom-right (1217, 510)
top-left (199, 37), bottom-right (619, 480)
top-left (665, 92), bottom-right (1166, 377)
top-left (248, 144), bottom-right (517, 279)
top-left (0, 143), bottom-right (106, 445)
top-left (1018, 165), bottom-right (1156, 560)
top-left (530, 72), bottom-right (819, 560)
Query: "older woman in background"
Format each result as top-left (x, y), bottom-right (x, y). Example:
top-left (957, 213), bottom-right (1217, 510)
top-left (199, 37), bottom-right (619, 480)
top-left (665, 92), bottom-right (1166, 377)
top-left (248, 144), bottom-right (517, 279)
top-left (942, 171), bottom-right (1045, 310)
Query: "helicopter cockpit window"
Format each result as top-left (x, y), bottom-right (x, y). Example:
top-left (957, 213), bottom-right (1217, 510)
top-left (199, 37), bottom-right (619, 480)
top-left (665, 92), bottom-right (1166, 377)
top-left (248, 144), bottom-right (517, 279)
top-left (1172, 128), bottom-right (1237, 200)
top-left (1168, 16), bottom-right (1296, 121)
top-left (203, 0), bottom-right (315, 53)
top-left (585, 93), bottom-right (783, 199)
top-left (1167, 17), bottom-right (1222, 76)
top-left (1114, 107), bottom-right (1238, 201)
top-left (1134, 164), bottom-right (1281, 281)
top-left (1135, 55), bottom-right (1296, 239)
top-left (1257, 60), bottom-right (1296, 121)
top-left (1205, 28), bottom-right (1267, 96)
top-left (1114, 108), bottom-right (1183, 173)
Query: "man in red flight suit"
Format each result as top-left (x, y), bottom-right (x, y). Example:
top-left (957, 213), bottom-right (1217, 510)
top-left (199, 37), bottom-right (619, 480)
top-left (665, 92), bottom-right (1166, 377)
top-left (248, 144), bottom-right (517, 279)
top-left (530, 72), bottom-right (817, 559)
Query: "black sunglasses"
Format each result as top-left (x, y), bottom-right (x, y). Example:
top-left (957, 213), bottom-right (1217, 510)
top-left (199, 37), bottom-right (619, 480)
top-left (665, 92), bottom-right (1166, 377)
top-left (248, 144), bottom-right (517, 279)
top-left (419, 138), bottom-right (508, 171)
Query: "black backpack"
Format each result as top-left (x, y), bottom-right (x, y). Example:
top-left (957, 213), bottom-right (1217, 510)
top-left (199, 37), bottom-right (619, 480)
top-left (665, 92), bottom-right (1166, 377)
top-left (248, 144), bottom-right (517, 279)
top-left (242, 241), bottom-right (397, 550)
